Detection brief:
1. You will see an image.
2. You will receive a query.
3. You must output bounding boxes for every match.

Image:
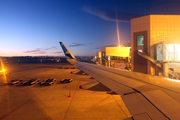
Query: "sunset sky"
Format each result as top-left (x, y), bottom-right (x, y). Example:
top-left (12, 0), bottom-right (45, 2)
top-left (1, 0), bottom-right (180, 56)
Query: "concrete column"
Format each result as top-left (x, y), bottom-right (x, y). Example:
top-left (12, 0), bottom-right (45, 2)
top-left (108, 61), bottom-right (110, 67)
top-left (163, 62), bottom-right (168, 77)
top-left (155, 65), bottom-right (157, 76)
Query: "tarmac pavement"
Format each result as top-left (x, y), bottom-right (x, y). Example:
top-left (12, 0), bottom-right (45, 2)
top-left (0, 62), bottom-right (131, 120)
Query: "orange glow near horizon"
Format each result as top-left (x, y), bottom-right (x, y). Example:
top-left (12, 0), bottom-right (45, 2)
top-left (0, 50), bottom-right (64, 57)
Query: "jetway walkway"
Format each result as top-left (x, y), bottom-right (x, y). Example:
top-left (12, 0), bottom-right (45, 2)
top-left (136, 51), bottom-right (180, 78)
top-left (137, 51), bottom-right (161, 68)
top-left (137, 50), bottom-right (165, 76)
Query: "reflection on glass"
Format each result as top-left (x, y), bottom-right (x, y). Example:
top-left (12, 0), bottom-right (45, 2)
top-left (161, 43), bottom-right (180, 61)
top-left (137, 35), bottom-right (144, 46)
top-left (102, 52), bottom-right (105, 57)
top-left (157, 44), bottom-right (162, 60)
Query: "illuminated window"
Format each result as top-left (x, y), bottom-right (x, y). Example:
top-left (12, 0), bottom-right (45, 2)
top-left (102, 52), bottom-right (105, 57)
top-left (108, 56), bottom-right (110, 60)
top-left (175, 44), bottom-right (180, 61)
top-left (164, 44), bottom-right (174, 60)
top-left (137, 35), bottom-right (144, 46)
top-left (138, 50), bottom-right (143, 52)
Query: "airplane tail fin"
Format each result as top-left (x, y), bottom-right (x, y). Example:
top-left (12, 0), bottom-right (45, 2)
top-left (59, 42), bottom-right (78, 64)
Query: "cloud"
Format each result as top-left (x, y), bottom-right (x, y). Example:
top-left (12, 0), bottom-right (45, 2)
top-left (44, 46), bottom-right (57, 50)
top-left (81, 6), bottom-right (143, 22)
top-left (68, 43), bottom-right (85, 47)
top-left (34, 51), bottom-right (46, 54)
top-left (53, 51), bottom-right (63, 54)
top-left (24, 48), bottom-right (41, 53)
top-left (24, 46), bottom-right (60, 55)
top-left (24, 48), bottom-right (47, 54)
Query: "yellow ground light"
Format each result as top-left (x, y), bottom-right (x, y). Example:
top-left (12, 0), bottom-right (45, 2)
top-left (0, 57), bottom-right (7, 83)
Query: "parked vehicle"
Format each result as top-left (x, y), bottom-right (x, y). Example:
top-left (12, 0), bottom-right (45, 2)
top-left (31, 79), bottom-right (39, 85)
top-left (10, 80), bottom-right (22, 85)
top-left (45, 79), bottom-right (56, 86)
top-left (40, 79), bottom-right (49, 85)
top-left (61, 79), bottom-right (72, 83)
top-left (22, 79), bottom-right (39, 85)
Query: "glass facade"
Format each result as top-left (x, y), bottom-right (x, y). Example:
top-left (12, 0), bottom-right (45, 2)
top-left (157, 44), bottom-right (162, 60)
top-left (164, 44), bottom-right (174, 60)
top-left (110, 56), bottom-right (126, 61)
top-left (108, 56), bottom-right (110, 60)
top-left (160, 44), bottom-right (180, 61)
top-left (175, 44), bottom-right (180, 61)
top-left (137, 35), bottom-right (144, 46)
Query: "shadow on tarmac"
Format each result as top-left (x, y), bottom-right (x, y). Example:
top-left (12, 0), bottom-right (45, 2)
top-left (74, 70), bottom-right (89, 75)
top-left (87, 83), bottom-right (111, 91)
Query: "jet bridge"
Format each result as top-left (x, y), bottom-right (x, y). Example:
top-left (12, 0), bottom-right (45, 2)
top-left (137, 50), bottom-right (180, 78)
top-left (137, 50), bottom-right (165, 76)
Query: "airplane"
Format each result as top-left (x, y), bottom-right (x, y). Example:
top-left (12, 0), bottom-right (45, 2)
top-left (59, 42), bottom-right (180, 120)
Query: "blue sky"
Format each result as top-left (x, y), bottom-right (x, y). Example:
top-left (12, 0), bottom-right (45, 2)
top-left (0, 0), bottom-right (180, 56)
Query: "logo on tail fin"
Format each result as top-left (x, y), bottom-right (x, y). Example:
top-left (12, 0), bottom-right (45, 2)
top-left (60, 42), bottom-right (74, 59)
top-left (59, 42), bottom-right (78, 64)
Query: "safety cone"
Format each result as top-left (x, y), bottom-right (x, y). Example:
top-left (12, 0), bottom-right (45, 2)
top-left (69, 91), bottom-right (72, 97)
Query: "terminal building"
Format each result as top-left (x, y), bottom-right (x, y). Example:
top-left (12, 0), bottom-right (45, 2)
top-left (95, 47), bottom-right (131, 69)
top-left (95, 15), bottom-right (180, 78)
top-left (95, 52), bottom-right (102, 65)
top-left (101, 47), bottom-right (131, 68)
top-left (131, 15), bottom-right (180, 77)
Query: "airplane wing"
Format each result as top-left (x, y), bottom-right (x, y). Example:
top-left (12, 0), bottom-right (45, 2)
top-left (59, 42), bottom-right (180, 120)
